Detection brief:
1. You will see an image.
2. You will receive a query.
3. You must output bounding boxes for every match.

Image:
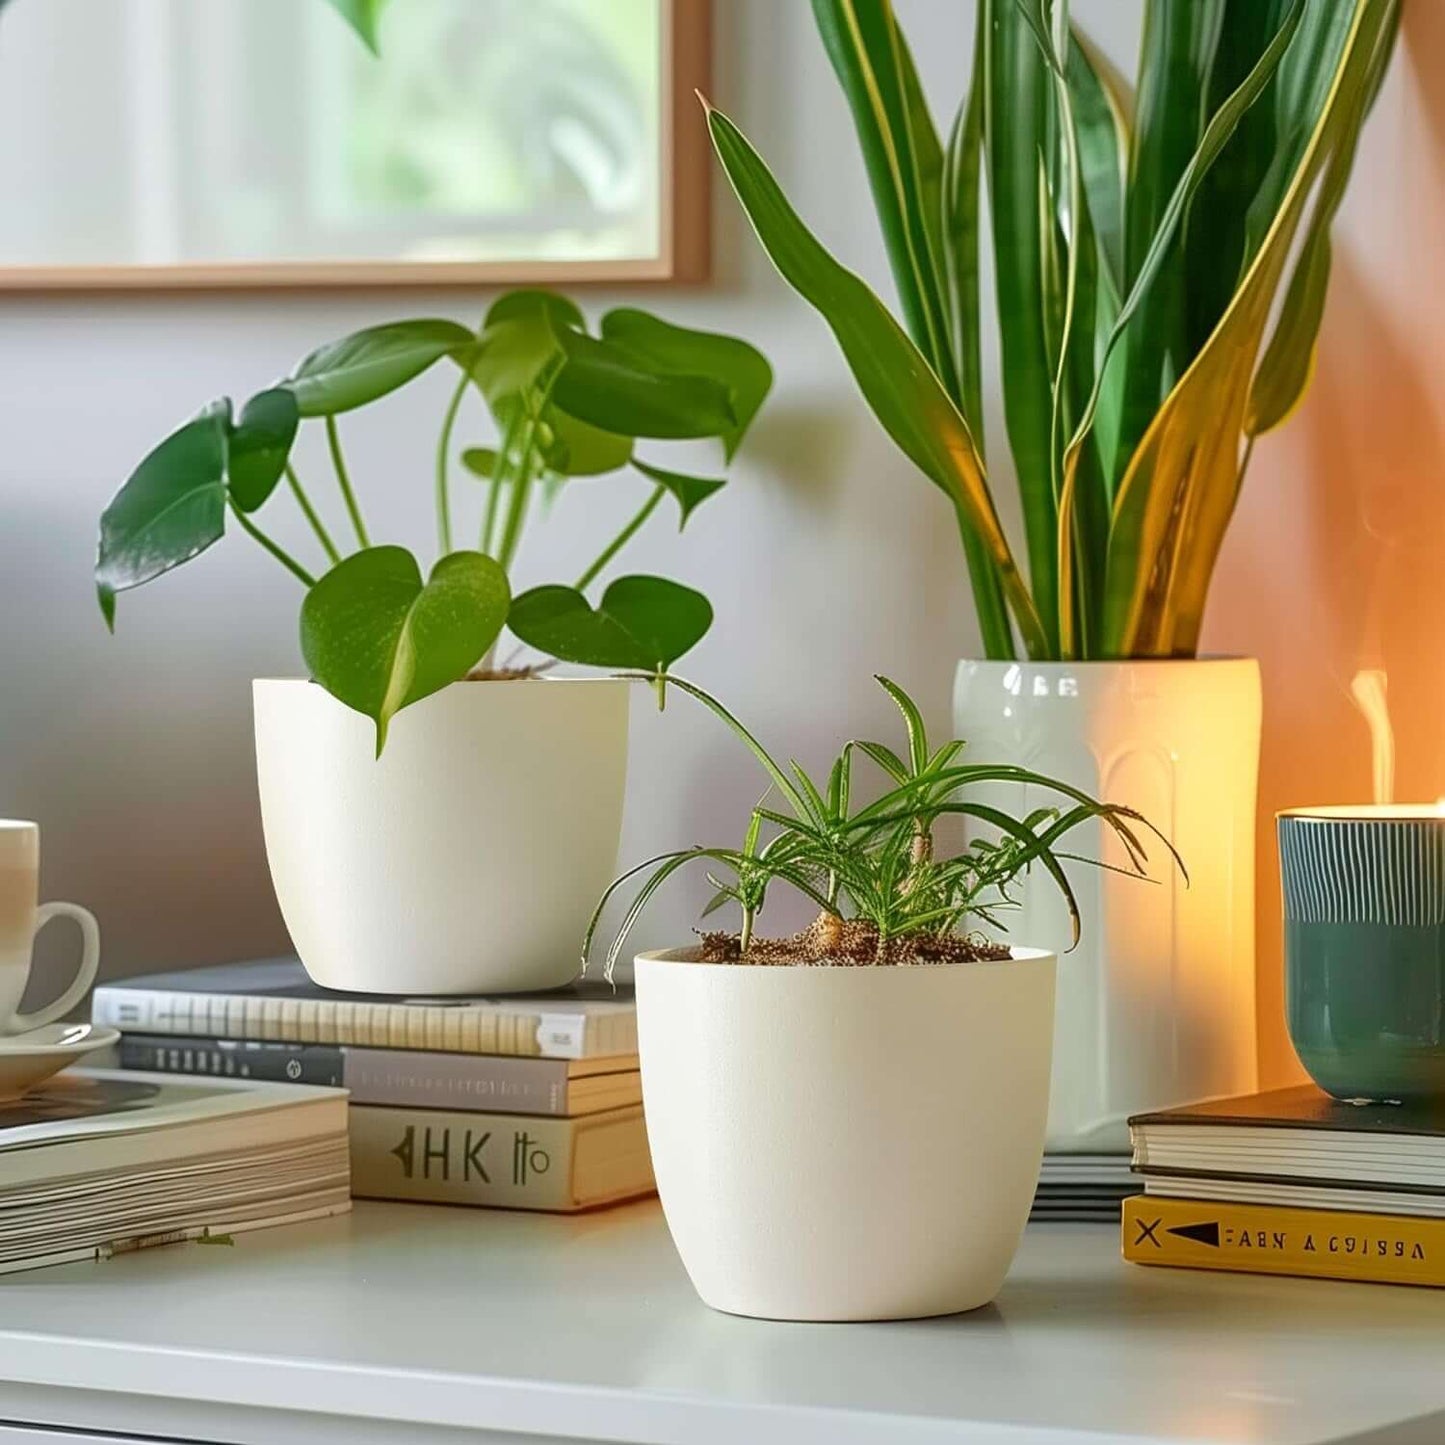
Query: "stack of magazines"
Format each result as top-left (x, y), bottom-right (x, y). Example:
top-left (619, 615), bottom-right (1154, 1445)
top-left (1032, 1152), bottom-right (1137, 1223)
top-left (93, 958), bottom-right (654, 1213)
top-left (0, 1069), bottom-right (349, 1275)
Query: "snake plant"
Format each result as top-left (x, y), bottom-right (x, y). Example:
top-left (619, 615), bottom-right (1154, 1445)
top-left (706, 0), bottom-right (1398, 660)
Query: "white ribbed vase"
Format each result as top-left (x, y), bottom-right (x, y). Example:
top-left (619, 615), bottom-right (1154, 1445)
top-left (953, 659), bottom-right (1261, 1152)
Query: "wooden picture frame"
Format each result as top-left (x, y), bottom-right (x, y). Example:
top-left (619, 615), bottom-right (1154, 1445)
top-left (0, 0), bottom-right (710, 292)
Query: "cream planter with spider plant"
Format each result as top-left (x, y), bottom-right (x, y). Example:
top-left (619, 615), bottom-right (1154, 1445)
top-left (590, 676), bottom-right (1169, 1321)
top-left (708, 0), bottom-right (1397, 1143)
top-left (96, 292), bottom-right (770, 994)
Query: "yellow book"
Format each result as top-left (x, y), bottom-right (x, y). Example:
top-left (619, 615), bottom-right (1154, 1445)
top-left (1122, 1195), bottom-right (1445, 1288)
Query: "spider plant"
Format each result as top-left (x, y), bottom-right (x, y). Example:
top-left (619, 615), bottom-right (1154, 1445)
top-left (585, 674), bottom-right (1177, 976)
top-left (704, 0), bottom-right (1399, 660)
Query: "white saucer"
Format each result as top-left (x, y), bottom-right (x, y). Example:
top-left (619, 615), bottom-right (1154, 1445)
top-left (0, 1023), bottom-right (120, 1102)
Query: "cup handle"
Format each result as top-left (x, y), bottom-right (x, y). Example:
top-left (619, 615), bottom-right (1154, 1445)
top-left (8, 901), bottom-right (101, 1035)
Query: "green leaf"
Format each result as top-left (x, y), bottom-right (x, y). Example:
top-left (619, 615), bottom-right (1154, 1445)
top-left (1181, 0), bottom-right (1291, 359)
top-left (1067, 30), bottom-right (1129, 308)
top-left (300, 547), bottom-right (510, 754)
top-left (1246, 0), bottom-right (1399, 436)
top-left (543, 406), bottom-right (634, 476)
top-left (633, 459), bottom-right (725, 527)
top-left (322, 0), bottom-right (393, 54)
top-left (982, 0), bottom-right (1060, 653)
top-left (703, 98), bottom-right (1049, 659)
top-left (1061, 0), bottom-right (1305, 492)
top-left (1101, 0), bottom-right (1393, 657)
top-left (461, 447), bottom-right (498, 479)
top-left (1114, 0), bottom-right (1252, 486)
top-left (484, 289), bottom-right (585, 332)
top-left (873, 674), bottom-right (928, 775)
top-left (470, 291), bottom-right (585, 421)
top-left (599, 308), bottom-right (772, 458)
top-left (1245, 226), bottom-right (1329, 436)
top-left (941, 8), bottom-right (1014, 661)
top-left (814, 0), bottom-right (1013, 659)
top-left (550, 330), bottom-right (736, 440)
top-left (508, 575), bottom-right (713, 670)
top-left (288, 319), bottom-right (475, 417)
top-left (96, 400), bottom-right (230, 628)
top-left (228, 388), bottom-right (299, 512)
top-left (471, 318), bottom-right (562, 418)
top-left (811, 0), bottom-right (954, 393)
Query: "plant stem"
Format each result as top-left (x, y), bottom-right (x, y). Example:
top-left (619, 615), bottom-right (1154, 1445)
top-left (481, 408), bottom-right (521, 556)
top-left (435, 368), bottom-right (469, 556)
top-left (228, 499), bottom-right (316, 587)
top-left (739, 906), bottom-right (754, 955)
top-left (325, 416), bottom-right (370, 549)
top-left (496, 392), bottom-right (553, 571)
top-left (285, 464), bottom-right (341, 566)
top-left (482, 475), bottom-right (507, 558)
top-left (496, 451), bottom-right (537, 571)
top-left (574, 483), bottom-right (665, 591)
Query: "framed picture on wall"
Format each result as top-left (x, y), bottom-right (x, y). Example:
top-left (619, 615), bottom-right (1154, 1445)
top-left (0, 0), bottom-right (709, 289)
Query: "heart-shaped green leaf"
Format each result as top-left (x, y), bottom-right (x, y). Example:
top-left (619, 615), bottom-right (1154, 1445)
top-left (471, 320), bottom-right (563, 418)
top-left (471, 290), bottom-right (582, 419)
top-left (289, 319), bottom-right (475, 416)
top-left (633, 459), bottom-right (725, 527)
top-left (228, 388), bottom-right (299, 512)
top-left (551, 330), bottom-right (737, 440)
top-left (543, 406), bottom-right (633, 476)
top-left (508, 575), bottom-right (713, 670)
top-left (96, 399), bottom-right (231, 628)
top-left (461, 447), bottom-right (499, 479)
top-left (484, 289), bottom-right (584, 332)
top-left (600, 309), bottom-right (773, 458)
top-left (300, 546), bottom-right (510, 754)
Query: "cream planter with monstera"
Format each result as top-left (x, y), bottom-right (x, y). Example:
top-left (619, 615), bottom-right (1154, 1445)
top-left (255, 678), bottom-right (628, 995)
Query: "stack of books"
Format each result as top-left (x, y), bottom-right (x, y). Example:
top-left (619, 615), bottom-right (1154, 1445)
top-left (92, 959), bottom-right (655, 1213)
top-left (1032, 1152), bottom-right (1137, 1223)
top-left (0, 1068), bottom-right (349, 1274)
top-left (1122, 1086), bottom-right (1445, 1287)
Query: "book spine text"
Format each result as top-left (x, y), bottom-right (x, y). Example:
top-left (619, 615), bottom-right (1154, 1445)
top-left (1122, 1195), bottom-right (1445, 1287)
top-left (349, 1106), bottom-right (583, 1210)
top-left (91, 985), bottom-right (619, 1059)
top-left (115, 1037), bottom-right (573, 1113)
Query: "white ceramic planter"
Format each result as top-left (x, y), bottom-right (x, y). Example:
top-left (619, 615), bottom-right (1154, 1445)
top-left (254, 678), bottom-right (628, 995)
top-left (952, 659), bottom-right (1261, 1152)
top-left (635, 947), bottom-right (1056, 1321)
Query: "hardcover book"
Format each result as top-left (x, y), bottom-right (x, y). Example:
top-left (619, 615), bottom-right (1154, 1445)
top-left (92, 958), bottom-right (636, 1060)
top-left (0, 1068), bottom-right (350, 1275)
top-left (1122, 1195), bottom-right (1445, 1288)
top-left (1130, 1086), bottom-right (1445, 1212)
top-left (119, 1034), bottom-right (641, 1116)
top-left (348, 1102), bottom-right (654, 1212)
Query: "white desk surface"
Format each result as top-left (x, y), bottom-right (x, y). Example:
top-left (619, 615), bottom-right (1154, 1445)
top-left (0, 1200), bottom-right (1442, 1445)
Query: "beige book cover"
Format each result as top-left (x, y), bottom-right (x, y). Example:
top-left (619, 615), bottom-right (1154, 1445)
top-left (349, 1103), bottom-right (654, 1212)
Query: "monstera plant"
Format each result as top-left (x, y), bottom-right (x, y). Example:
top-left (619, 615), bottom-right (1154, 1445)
top-left (706, 0), bottom-right (1398, 660)
top-left (96, 291), bottom-right (770, 750)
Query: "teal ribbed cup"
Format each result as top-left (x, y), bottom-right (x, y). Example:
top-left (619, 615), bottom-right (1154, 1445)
top-left (1279, 807), bottom-right (1445, 1103)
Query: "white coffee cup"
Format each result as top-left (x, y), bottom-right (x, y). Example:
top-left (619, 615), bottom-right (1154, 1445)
top-left (0, 821), bottom-right (100, 1037)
